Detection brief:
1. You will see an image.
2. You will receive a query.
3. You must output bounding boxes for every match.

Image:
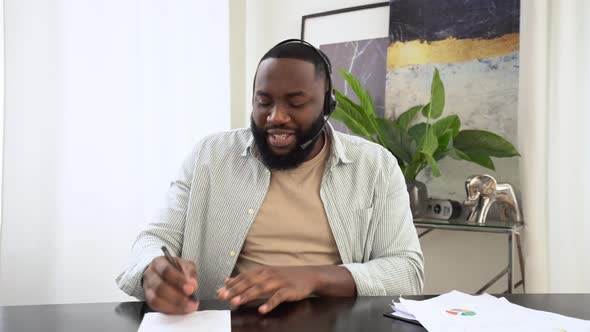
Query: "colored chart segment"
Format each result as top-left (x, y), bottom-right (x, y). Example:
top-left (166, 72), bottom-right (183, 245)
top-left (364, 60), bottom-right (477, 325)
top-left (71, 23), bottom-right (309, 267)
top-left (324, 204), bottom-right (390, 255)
top-left (446, 308), bottom-right (477, 316)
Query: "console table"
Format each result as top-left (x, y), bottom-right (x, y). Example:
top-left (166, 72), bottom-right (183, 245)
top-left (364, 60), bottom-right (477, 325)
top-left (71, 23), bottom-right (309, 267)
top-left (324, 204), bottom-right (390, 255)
top-left (414, 218), bottom-right (525, 294)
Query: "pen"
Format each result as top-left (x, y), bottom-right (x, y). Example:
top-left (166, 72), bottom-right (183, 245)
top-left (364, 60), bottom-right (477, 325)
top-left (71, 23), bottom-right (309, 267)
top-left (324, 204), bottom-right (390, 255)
top-left (161, 246), bottom-right (199, 302)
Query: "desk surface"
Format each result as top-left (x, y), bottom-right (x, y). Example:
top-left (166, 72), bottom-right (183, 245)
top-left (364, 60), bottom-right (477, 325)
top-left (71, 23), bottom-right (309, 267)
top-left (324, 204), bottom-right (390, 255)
top-left (1, 294), bottom-right (589, 332)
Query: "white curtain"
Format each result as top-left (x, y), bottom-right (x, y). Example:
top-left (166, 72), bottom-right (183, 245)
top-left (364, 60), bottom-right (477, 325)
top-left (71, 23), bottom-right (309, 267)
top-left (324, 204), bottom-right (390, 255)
top-left (0, 0), bottom-right (229, 305)
top-left (520, 0), bottom-right (590, 293)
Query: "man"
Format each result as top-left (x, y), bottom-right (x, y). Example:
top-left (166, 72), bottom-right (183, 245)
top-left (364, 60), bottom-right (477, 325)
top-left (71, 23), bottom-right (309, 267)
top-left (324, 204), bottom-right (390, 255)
top-left (116, 39), bottom-right (424, 315)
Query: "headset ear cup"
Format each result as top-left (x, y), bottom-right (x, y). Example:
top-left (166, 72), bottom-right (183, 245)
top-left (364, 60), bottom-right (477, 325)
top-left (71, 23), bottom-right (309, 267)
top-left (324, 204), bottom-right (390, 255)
top-left (330, 93), bottom-right (337, 114)
top-left (324, 91), bottom-right (336, 116)
top-left (325, 91), bottom-right (337, 116)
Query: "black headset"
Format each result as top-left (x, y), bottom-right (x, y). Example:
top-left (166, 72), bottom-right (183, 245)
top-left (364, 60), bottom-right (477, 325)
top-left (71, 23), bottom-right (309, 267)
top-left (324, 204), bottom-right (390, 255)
top-left (256, 38), bottom-right (337, 118)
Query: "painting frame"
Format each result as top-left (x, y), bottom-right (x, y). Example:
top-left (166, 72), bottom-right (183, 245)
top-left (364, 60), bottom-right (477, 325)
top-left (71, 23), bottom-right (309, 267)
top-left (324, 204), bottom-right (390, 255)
top-left (300, 2), bottom-right (389, 47)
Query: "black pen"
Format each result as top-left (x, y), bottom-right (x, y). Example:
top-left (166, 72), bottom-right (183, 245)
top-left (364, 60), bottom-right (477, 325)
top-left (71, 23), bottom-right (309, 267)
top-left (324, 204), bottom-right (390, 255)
top-left (161, 246), bottom-right (199, 302)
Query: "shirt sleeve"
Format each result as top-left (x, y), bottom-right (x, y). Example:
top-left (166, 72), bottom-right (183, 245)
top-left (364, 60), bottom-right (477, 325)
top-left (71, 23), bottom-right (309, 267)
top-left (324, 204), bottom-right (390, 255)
top-left (341, 153), bottom-right (425, 296)
top-left (115, 145), bottom-right (199, 300)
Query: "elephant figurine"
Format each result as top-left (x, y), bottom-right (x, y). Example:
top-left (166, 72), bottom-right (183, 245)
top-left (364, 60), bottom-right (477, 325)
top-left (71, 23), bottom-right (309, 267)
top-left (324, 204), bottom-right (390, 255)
top-left (464, 174), bottom-right (522, 224)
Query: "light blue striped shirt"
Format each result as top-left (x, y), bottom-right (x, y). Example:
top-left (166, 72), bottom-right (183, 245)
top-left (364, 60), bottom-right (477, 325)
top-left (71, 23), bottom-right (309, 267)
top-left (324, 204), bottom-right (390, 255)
top-left (116, 124), bottom-right (424, 300)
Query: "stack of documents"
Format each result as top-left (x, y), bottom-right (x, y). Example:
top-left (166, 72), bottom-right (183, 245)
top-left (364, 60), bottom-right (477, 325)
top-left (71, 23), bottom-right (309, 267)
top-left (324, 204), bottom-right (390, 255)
top-left (390, 291), bottom-right (590, 331)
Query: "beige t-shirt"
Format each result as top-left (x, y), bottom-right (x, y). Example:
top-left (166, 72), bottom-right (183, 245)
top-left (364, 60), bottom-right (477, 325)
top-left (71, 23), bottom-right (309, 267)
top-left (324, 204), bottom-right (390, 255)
top-left (234, 134), bottom-right (342, 274)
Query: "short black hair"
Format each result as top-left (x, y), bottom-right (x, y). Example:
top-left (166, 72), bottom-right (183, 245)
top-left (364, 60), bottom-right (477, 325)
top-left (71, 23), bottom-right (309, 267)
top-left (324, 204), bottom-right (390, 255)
top-left (259, 42), bottom-right (329, 80)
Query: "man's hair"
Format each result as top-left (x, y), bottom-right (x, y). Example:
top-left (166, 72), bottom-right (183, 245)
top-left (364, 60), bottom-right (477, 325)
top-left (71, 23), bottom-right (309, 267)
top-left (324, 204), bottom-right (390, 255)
top-left (259, 42), bottom-right (328, 80)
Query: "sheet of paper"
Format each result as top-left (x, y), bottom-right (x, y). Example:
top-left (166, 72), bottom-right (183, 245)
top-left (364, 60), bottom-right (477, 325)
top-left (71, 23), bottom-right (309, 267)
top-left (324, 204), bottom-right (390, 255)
top-left (138, 310), bottom-right (231, 332)
top-left (391, 310), bottom-right (419, 321)
top-left (391, 300), bottom-right (415, 318)
top-left (396, 291), bottom-right (590, 332)
top-left (494, 297), bottom-right (590, 332)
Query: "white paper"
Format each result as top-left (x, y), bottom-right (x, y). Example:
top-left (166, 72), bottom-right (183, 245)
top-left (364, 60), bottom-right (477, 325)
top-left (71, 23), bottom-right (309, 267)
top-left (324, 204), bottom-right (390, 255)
top-left (138, 310), bottom-right (231, 332)
top-left (391, 299), bottom-right (418, 320)
top-left (391, 291), bottom-right (590, 332)
top-left (494, 297), bottom-right (590, 332)
top-left (391, 310), bottom-right (419, 321)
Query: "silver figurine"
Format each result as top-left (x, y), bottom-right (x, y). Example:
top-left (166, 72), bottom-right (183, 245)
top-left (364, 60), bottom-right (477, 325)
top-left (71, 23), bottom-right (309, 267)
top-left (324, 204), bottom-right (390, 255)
top-left (464, 174), bottom-right (522, 224)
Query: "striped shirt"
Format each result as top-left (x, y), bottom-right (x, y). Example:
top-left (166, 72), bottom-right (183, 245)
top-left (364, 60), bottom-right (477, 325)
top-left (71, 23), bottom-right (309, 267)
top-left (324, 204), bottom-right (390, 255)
top-left (116, 124), bottom-right (424, 300)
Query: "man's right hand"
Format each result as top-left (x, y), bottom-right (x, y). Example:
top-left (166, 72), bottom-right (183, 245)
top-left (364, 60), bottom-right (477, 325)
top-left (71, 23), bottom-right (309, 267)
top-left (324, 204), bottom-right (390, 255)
top-left (142, 256), bottom-right (199, 314)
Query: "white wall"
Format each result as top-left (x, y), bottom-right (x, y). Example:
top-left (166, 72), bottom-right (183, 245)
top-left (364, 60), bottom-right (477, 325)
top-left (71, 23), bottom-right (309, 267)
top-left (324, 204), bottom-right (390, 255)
top-left (0, 0), bottom-right (4, 236)
top-left (244, 0), bottom-right (517, 295)
top-left (518, 0), bottom-right (590, 294)
top-left (230, 0), bottom-right (247, 129)
top-left (0, 0), bottom-right (230, 305)
top-left (544, 0), bottom-right (590, 292)
top-left (518, 0), bottom-right (549, 293)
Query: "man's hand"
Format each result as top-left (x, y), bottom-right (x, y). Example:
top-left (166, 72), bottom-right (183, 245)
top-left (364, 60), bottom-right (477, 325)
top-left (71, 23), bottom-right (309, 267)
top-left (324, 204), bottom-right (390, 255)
top-left (218, 266), bottom-right (318, 314)
top-left (218, 265), bottom-right (356, 314)
top-left (142, 256), bottom-right (199, 314)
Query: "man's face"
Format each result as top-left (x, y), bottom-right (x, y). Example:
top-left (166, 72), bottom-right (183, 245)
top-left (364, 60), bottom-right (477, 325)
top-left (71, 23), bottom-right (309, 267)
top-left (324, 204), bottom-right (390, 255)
top-left (251, 58), bottom-right (326, 170)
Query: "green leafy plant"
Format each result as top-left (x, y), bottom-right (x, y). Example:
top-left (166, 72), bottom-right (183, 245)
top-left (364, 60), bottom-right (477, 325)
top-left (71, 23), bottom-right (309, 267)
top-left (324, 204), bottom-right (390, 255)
top-left (332, 68), bottom-right (520, 181)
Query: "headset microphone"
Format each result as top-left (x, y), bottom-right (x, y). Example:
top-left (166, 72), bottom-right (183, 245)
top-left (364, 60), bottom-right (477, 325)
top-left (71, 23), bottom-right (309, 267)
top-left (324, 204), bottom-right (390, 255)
top-left (299, 114), bottom-right (331, 150)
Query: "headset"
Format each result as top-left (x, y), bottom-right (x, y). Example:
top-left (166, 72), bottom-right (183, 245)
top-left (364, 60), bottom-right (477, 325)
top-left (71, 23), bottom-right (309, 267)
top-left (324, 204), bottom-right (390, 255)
top-left (255, 39), bottom-right (337, 149)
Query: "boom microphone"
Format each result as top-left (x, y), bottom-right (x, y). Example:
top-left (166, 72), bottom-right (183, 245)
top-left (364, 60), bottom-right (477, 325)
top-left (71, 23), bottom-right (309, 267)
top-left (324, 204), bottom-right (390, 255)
top-left (299, 115), bottom-right (330, 150)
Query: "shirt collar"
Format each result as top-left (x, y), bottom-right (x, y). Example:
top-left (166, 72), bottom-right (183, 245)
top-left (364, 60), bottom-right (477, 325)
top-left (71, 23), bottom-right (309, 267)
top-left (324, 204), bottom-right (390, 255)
top-left (240, 122), bottom-right (353, 166)
top-left (241, 136), bottom-right (254, 157)
top-left (325, 122), bottom-right (353, 165)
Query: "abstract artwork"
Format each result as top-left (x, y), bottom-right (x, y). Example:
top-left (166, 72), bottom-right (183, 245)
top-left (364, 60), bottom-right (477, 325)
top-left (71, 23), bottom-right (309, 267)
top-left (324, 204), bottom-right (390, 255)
top-left (386, 0), bottom-right (521, 200)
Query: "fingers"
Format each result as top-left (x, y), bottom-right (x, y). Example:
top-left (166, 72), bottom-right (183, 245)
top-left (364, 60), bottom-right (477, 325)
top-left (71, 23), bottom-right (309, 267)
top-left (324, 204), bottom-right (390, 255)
top-left (177, 258), bottom-right (199, 294)
top-left (219, 270), bottom-right (272, 304)
top-left (224, 269), bottom-right (270, 290)
top-left (144, 274), bottom-right (198, 314)
top-left (145, 286), bottom-right (199, 314)
top-left (143, 256), bottom-right (199, 314)
top-left (259, 289), bottom-right (290, 314)
top-left (218, 267), bottom-right (313, 314)
top-left (152, 257), bottom-right (195, 295)
top-left (231, 279), bottom-right (281, 306)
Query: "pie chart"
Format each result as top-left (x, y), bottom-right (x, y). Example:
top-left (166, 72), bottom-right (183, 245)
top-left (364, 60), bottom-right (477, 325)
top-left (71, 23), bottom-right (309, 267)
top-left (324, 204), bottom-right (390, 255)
top-left (446, 308), bottom-right (477, 316)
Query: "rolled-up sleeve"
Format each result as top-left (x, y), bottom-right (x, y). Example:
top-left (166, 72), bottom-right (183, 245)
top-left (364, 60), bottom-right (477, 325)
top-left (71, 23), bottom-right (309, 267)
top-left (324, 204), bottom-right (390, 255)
top-left (342, 154), bottom-right (424, 296)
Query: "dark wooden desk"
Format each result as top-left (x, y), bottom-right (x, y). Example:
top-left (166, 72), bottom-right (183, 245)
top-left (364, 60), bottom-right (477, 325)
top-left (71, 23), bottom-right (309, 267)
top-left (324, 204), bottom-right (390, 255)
top-left (1, 294), bottom-right (589, 332)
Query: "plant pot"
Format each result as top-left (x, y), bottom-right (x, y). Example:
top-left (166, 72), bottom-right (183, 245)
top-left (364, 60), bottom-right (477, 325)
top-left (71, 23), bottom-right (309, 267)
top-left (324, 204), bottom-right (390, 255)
top-left (406, 180), bottom-right (428, 218)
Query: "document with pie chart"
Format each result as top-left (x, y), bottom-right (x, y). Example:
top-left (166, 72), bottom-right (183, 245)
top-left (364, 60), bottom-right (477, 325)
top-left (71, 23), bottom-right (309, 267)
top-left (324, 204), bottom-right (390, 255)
top-left (389, 291), bottom-right (590, 332)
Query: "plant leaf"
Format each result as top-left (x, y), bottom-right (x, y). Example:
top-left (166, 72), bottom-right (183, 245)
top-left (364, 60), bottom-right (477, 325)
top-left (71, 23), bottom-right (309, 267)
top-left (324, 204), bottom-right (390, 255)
top-left (449, 148), bottom-right (496, 170)
top-left (454, 130), bottom-right (520, 157)
top-left (396, 105), bottom-right (423, 129)
top-left (334, 89), bottom-right (386, 145)
top-left (403, 158), bottom-right (424, 180)
top-left (423, 153), bottom-right (441, 176)
top-left (467, 153), bottom-right (496, 170)
top-left (408, 123), bottom-right (427, 144)
top-left (432, 115), bottom-right (461, 138)
top-left (449, 147), bottom-right (469, 160)
top-left (429, 68), bottom-right (445, 119)
top-left (433, 131), bottom-right (454, 160)
top-left (375, 119), bottom-right (413, 164)
top-left (331, 107), bottom-right (374, 139)
top-left (414, 126), bottom-right (440, 177)
top-left (420, 103), bottom-right (432, 119)
top-left (338, 69), bottom-right (376, 117)
top-left (334, 89), bottom-right (376, 129)
top-left (419, 126), bottom-right (438, 156)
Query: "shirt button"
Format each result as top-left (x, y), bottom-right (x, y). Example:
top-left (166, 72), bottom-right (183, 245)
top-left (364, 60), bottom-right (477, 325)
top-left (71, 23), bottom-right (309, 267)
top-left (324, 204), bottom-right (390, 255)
top-left (247, 209), bottom-right (255, 215)
top-left (229, 251), bottom-right (236, 257)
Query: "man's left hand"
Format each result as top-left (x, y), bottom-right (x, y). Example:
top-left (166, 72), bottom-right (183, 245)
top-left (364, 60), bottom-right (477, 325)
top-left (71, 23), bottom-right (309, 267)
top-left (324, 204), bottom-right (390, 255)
top-left (217, 266), bottom-right (320, 314)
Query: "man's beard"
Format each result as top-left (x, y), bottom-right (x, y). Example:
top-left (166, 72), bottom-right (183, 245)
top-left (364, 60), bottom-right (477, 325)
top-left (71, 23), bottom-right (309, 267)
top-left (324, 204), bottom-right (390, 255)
top-left (250, 114), bottom-right (326, 170)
